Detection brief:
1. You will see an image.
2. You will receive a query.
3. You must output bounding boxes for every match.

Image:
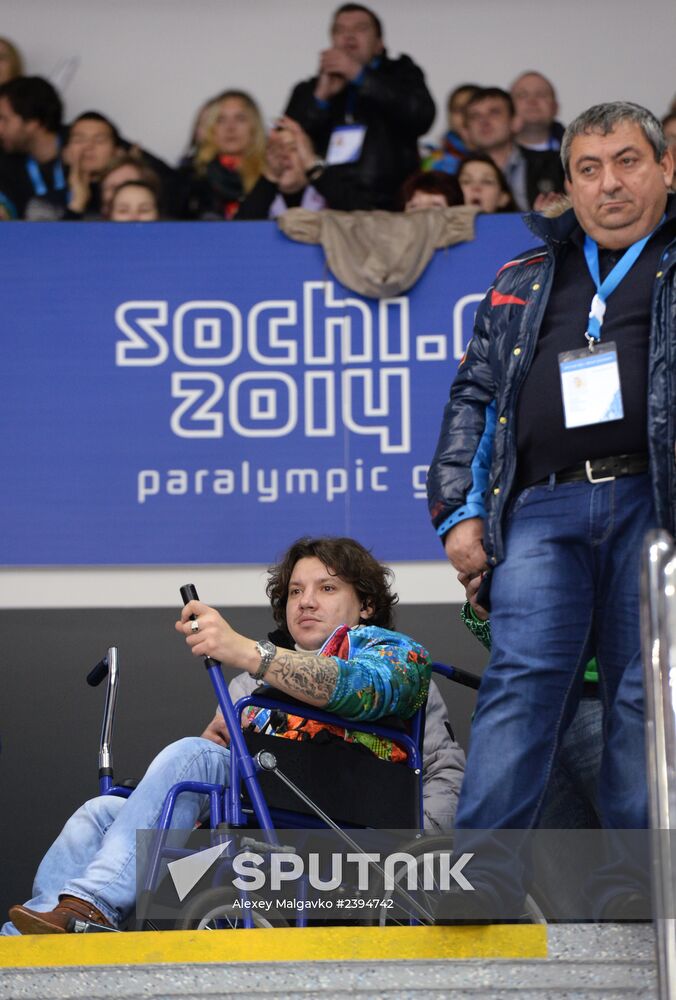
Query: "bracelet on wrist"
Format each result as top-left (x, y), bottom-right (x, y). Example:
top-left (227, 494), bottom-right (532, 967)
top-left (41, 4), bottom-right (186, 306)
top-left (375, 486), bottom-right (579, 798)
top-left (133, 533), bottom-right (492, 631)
top-left (252, 639), bottom-right (276, 681)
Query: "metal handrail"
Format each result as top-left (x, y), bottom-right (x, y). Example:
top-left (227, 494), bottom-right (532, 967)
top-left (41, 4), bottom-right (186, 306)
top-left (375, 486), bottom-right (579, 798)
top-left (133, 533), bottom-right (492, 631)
top-left (640, 530), bottom-right (676, 999)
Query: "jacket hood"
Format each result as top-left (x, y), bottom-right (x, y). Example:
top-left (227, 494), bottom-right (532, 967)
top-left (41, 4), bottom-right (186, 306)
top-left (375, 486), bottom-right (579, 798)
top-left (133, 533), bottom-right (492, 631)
top-left (523, 192), bottom-right (676, 247)
top-left (523, 205), bottom-right (578, 245)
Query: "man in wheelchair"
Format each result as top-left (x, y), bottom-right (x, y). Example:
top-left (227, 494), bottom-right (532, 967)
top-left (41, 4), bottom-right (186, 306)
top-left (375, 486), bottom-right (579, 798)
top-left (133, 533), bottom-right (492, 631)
top-left (4, 536), bottom-right (463, 935)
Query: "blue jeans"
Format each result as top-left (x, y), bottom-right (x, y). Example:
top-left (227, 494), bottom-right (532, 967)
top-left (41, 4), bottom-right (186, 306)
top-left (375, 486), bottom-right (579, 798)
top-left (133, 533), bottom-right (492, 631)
top-left (455, 473), bottom-right (655, 912)
top-left (534, 696), bottom-right (604, 916)
top-left (1, 737), bottom-right (230, 934)
top-left (539, 696), bottom-right (603, 831)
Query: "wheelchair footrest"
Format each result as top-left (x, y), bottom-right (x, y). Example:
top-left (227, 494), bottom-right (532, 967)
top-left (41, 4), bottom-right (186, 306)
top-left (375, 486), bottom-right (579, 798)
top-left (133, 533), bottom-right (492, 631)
top-left (71, 918), bottom-right (121, 933)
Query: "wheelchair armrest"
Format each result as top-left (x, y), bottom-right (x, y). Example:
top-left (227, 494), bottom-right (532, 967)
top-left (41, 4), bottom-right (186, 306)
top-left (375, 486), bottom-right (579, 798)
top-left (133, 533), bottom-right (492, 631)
top-left (242, 684), bottom-right (406, 731)
top-left (233, 691), bottom-right (421, 769)
top-left (104, 782), bottom-right (135, 799)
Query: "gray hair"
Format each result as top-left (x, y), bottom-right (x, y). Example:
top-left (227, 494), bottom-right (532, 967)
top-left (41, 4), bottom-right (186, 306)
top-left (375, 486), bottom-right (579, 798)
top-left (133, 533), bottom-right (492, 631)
top-left (561, 101), bottom-right (666, 180)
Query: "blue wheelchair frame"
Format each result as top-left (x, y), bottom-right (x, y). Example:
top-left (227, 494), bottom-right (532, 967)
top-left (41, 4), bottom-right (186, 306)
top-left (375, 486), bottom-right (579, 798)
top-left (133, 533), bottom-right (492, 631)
top-left (87, 641), bottom-right (479, 930)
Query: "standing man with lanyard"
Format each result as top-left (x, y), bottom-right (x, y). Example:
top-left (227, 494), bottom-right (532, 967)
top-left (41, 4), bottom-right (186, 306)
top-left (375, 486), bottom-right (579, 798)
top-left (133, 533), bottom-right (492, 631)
top-left (284, 3), bottom-right (435, 211)
top-left (427, 102), bottom-right (675, 919)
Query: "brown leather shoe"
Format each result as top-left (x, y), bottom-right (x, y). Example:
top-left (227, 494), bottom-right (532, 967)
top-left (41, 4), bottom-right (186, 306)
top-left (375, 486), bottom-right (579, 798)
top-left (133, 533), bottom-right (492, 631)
top-left (9, 895), bottom-right (113, 934)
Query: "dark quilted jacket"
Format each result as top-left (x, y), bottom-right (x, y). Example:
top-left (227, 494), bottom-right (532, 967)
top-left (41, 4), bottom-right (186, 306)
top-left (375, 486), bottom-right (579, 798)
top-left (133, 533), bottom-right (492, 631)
top-left (427, 199), bottom-right (676, 566)
top-left (285, 51), bottom-right (435, 211)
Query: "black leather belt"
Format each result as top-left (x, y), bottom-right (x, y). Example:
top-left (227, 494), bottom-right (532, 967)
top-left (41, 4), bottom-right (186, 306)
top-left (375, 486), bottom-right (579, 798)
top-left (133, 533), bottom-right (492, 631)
top-left (534, 452), bottom-right (649, 486)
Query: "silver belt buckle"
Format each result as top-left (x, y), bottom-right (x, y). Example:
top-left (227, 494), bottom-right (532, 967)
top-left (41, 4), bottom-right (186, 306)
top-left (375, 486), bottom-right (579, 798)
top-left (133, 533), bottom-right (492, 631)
top-left (585, 460), bottom-right (615, 484)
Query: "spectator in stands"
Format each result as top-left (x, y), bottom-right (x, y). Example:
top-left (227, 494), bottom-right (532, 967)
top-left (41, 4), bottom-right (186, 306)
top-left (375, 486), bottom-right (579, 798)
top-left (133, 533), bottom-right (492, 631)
top-left (463, 86), bottom-right (565, 211)
top-left (238, 116), bottom-right (330, 220)
top-left (178, 90), bottom-right (265, 219)
top-left (65, 111), bottom-right (176, 220)
top-left (109, 179), bottom-right (160, 221)
top-left (0, 76), bottom-right (67, 218)
top-left (284, 3), bottom-right (435, 211)
top-left (457, 153), bottom-right (516, 213)
top-left (510, 71), bottom-right (565, 151)
top-left (0, 37), bottom-right (23, 85)
top-left (422, 83), bottom-right (480, 175)
top-left (399, 169), bottom-right (463, 211)
top-left (180, 94), bottom-right (221, 168)
top-left (62, 112), bottom-right (123, 217)
top-left (663, 112), bottom-right (676, 164)
top-left (99, 153), bottom-right (162, 219)
top-left (0, 191), bottom-right (16, 219)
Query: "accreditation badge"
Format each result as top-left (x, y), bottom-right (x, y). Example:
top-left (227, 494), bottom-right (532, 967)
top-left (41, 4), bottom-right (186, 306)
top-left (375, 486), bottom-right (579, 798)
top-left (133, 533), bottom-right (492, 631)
top-left (558, 342), bottom-right (624, 429)
top-left (326, 124), bottom-right (367, 164)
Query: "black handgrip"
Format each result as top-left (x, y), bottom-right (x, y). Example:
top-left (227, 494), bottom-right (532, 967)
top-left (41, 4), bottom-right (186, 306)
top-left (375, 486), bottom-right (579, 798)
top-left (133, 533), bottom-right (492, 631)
top-left (180, 583), bottom-right (219, 668)
top-left (87, 657), bottom-right (109, 687)
top-left (180, 583), bottom-right (199, 605)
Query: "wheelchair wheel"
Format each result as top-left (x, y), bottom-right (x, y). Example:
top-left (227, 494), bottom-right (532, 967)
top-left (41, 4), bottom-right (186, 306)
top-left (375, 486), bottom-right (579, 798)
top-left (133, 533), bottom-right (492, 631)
top-left (172, 888), bottom-right (289, 930)
top-left (373, 834), bottom-right (547, 926)
top-left (374, 833), bottom-right (449, 926)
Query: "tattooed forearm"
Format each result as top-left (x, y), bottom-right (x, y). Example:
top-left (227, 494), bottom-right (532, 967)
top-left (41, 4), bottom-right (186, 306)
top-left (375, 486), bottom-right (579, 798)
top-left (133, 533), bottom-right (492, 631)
top-left (266, 652), bottom-right (339, 706)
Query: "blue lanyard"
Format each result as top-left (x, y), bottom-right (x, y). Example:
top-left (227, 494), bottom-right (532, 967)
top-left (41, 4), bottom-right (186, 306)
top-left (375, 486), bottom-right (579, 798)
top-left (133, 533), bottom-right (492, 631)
top-left (583, 219), bottom-right (663, 346)
top-left (25, 155), bottom-right (66, 197)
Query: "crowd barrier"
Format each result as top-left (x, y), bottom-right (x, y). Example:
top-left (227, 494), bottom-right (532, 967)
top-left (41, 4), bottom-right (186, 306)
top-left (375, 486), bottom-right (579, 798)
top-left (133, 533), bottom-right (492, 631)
top-left (1, 215), bottom-right (538, 566)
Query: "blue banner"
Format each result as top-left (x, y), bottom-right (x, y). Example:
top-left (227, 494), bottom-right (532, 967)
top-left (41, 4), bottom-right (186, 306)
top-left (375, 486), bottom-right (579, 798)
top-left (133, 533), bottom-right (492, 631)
top-left (1, 216), bottom-right (538, 564)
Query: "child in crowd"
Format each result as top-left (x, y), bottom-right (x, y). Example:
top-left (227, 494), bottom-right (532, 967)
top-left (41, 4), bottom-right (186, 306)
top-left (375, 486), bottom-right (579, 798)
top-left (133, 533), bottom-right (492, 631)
top-left (99, 154), bottom-right (161, 218)
top-left (109, 180), bottom-right (159, 221)
top-left (400, 170), bottom-right (463, 212)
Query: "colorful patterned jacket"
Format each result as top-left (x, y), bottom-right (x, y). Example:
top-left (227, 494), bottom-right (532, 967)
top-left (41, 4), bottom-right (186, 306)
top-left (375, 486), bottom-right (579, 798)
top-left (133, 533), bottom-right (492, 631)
top-left (242, 622), bottom-right (431, 762)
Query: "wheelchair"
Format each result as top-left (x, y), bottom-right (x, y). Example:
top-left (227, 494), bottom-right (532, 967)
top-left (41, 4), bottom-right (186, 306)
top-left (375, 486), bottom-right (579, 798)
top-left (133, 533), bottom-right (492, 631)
top-left (82, 588), bottom-right (546, 932)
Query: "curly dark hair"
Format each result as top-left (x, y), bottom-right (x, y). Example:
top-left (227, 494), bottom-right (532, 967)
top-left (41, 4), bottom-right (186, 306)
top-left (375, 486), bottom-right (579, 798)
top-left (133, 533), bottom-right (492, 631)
top-left (266, 536), bottom-right (398, 632)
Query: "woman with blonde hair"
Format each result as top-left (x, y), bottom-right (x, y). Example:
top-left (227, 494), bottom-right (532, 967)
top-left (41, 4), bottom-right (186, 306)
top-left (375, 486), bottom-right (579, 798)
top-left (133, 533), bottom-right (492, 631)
top-left (0, 37), bottom-right (23, 85)
top-left (179, 90), bottom-right (265, 219)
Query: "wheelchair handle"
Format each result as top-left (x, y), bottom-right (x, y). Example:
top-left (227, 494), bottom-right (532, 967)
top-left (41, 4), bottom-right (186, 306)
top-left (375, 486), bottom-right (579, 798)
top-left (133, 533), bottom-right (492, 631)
top-left (179, 583), bottom-right (199, 605)
top-left (97, 646), bottom-right (119, 792)
top-left (180, 583), bottom-right (219, 668)
top-left (86, 656), bottom-right (109, 687)
top-left (179, 583), bottom-right (278, 835)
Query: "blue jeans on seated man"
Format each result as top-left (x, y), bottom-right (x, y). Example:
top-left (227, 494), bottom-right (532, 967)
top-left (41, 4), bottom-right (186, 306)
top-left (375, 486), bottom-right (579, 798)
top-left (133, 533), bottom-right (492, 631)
top-left (1, 737), bottom-right (231, 935)
top-left (454, 473), bottom-right (655, 917)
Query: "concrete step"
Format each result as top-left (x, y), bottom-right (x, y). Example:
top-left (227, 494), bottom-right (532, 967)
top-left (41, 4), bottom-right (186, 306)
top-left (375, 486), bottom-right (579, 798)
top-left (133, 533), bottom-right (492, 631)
top-left (0, 924), bottom-right (657, 1000)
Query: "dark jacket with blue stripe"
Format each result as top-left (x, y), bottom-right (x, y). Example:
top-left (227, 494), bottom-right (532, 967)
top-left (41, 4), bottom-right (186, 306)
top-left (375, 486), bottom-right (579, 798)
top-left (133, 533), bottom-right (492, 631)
top-left (427, 201), bottom-right (676, 567)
